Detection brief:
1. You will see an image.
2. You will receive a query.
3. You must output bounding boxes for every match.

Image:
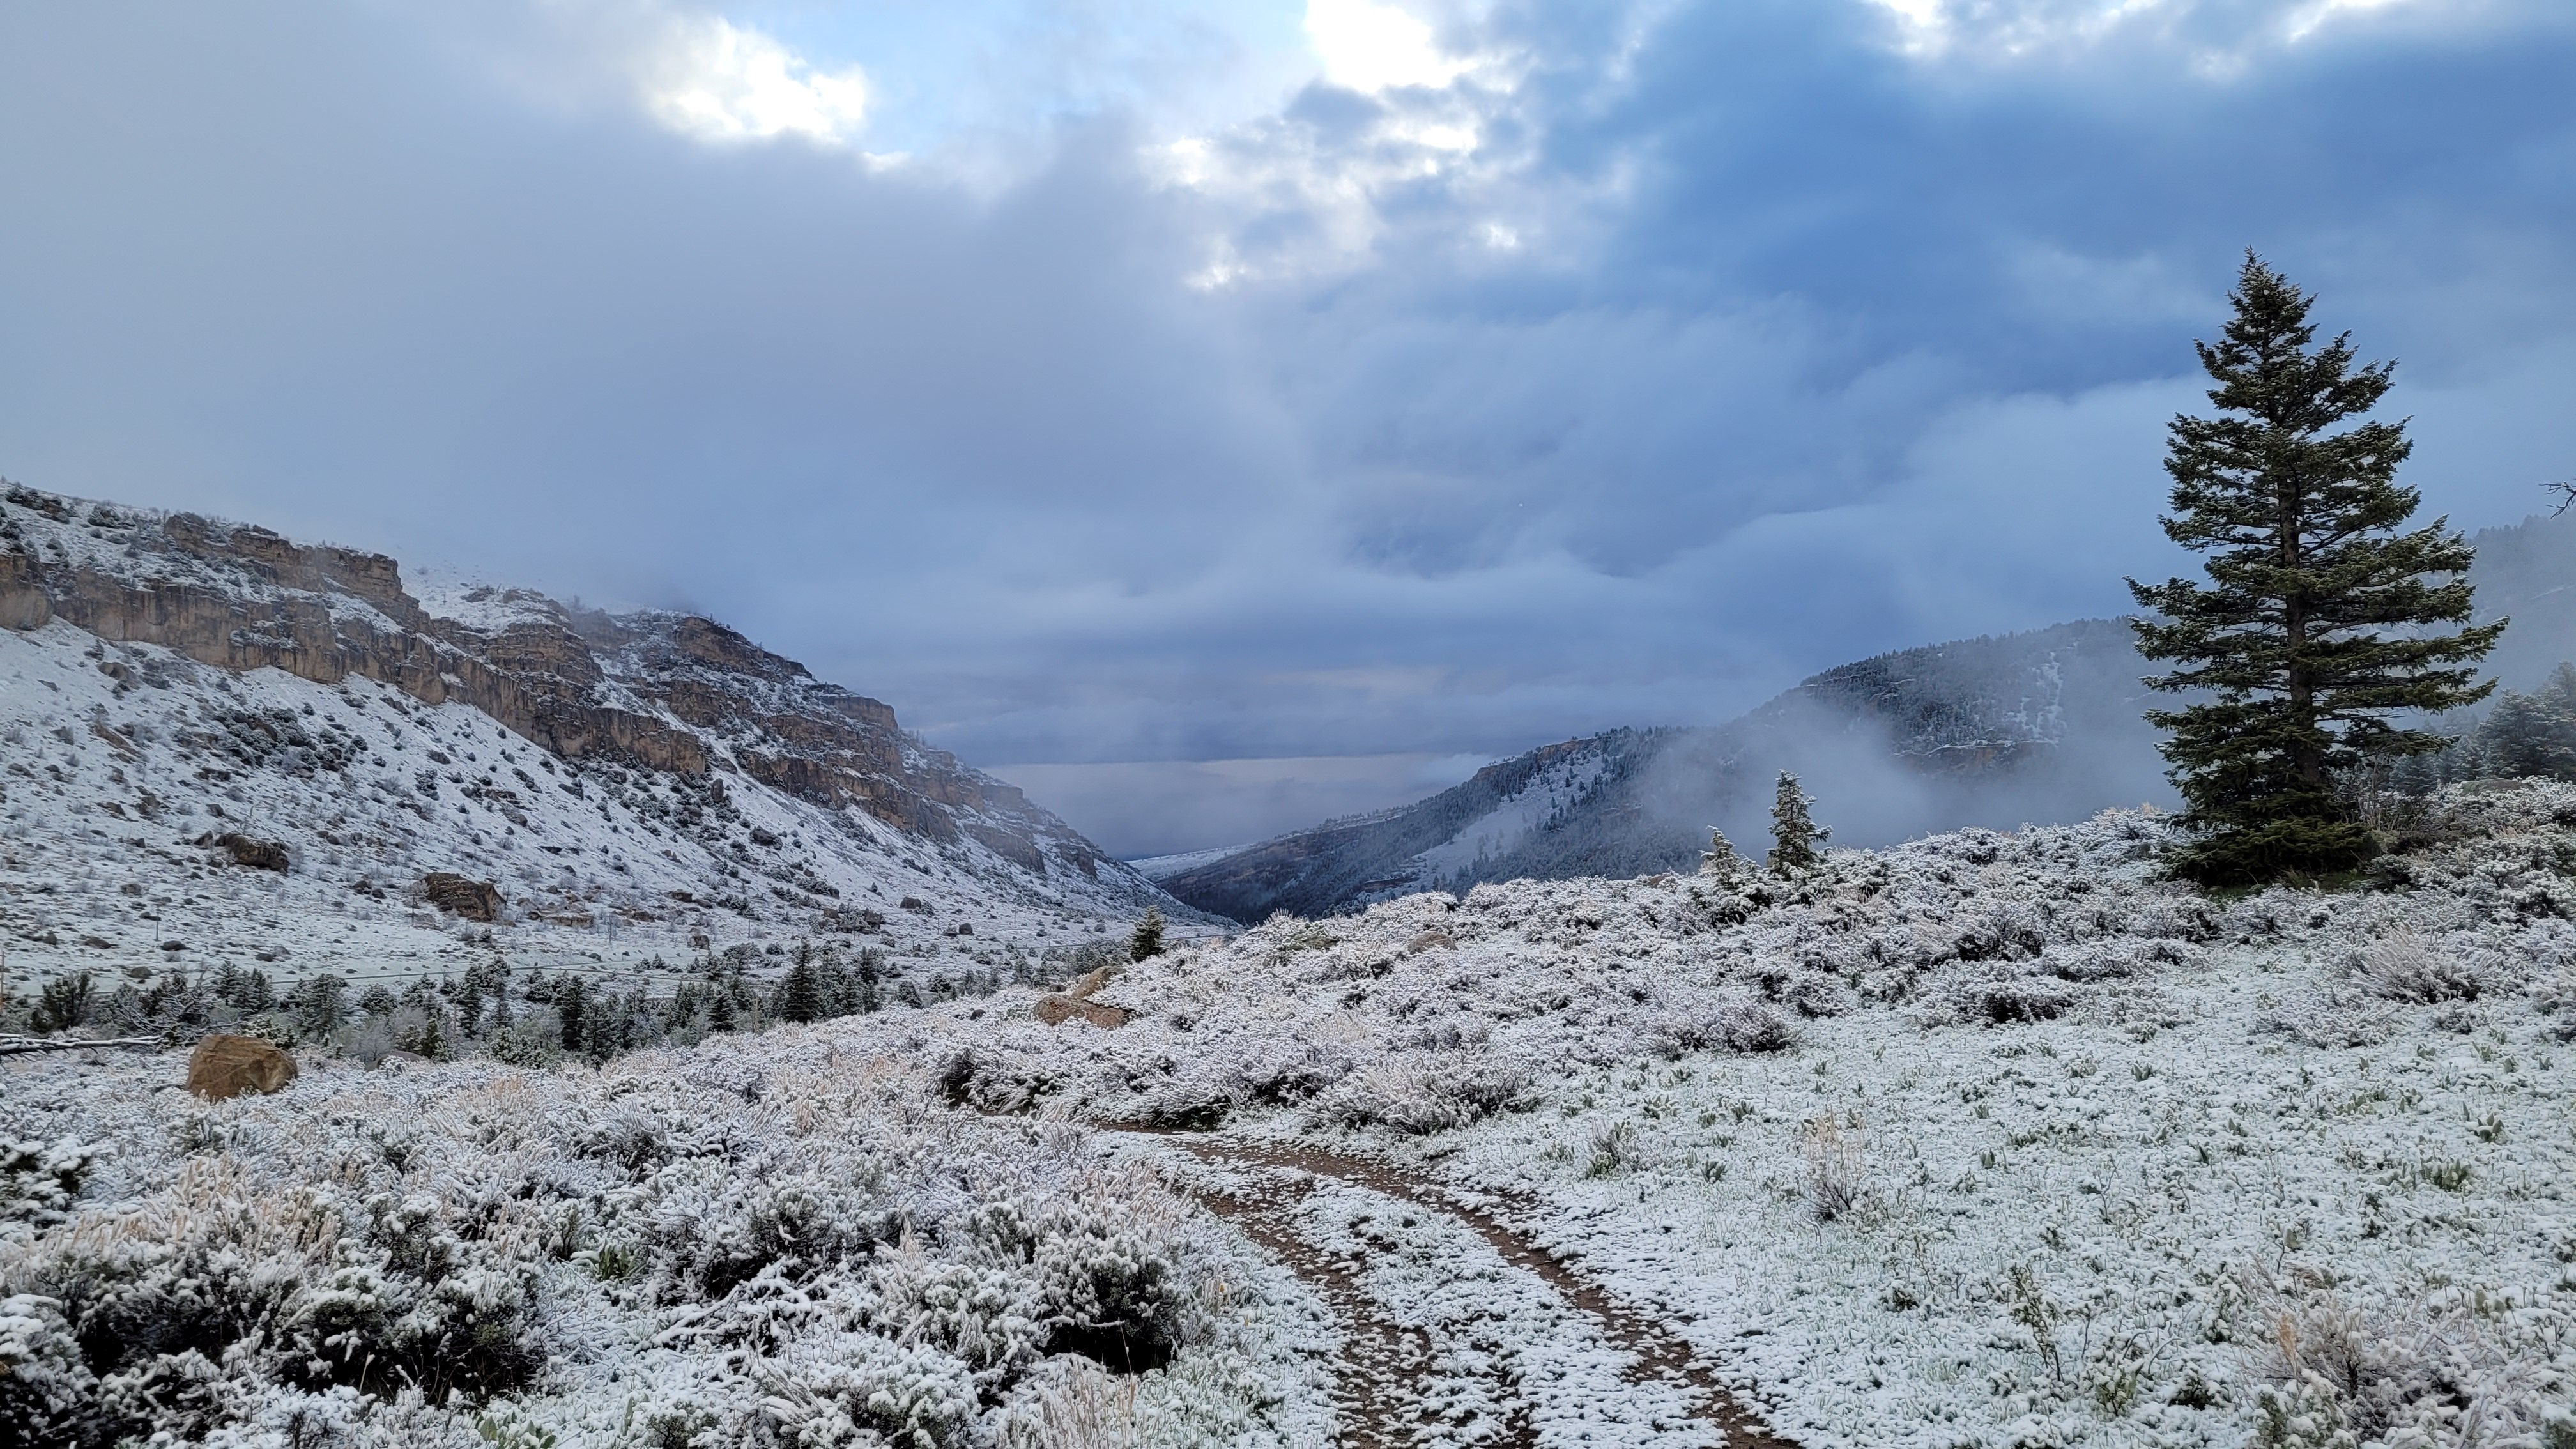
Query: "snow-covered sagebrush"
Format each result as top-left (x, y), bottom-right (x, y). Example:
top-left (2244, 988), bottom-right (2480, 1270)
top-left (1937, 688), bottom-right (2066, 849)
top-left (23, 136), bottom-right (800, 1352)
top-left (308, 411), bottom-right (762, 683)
top-left (17, 782), bottom-right (2576, 1448)
top-left (0, 1034), bottom-right (1324, 1447)
top-left (901, 783), bottom-right (2576, 1448)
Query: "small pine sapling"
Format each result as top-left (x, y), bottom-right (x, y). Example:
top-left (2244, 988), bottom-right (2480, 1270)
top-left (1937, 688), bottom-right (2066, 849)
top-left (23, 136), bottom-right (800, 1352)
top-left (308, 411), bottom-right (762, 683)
top-left (1128, 906), bottom-right (1167, 962)
top-left (1767, 773), bottom-right (1828, 875)
top-left (1698, 826), bottom-right (1745, 882)
top-left (33, 972), bottom-right (93, 1033)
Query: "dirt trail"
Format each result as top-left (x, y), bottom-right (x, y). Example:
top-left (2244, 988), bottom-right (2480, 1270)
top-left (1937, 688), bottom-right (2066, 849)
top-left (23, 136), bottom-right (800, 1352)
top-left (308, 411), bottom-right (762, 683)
top-left (1122, 1128), bottom-right (1797, 1448)
top-left (1179, 1154), bottom-right (1532, 1449)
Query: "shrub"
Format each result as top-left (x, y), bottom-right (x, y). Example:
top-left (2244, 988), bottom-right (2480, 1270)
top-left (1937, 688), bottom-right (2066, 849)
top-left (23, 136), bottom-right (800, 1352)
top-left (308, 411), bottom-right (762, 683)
top-left (2351, 927), bottom-right (2487, 1003)
top-left (1584, 1119), bottom-right (1643, 1178)
top-left (1718, 1000), bottom-right (1798, 1053)
top-left (767, 1335), bottom-right (980, 1448)
top-left (1802, 1116), bottom-right (1862, 1222)
top-left (2237, 1275), bottom-right (2564, 1446)
top-left (1319, 1054), bottom-right (1534, 1135)
top-left (0, 1139), bottom-right (96, 1246)
top-left (2257, 988), bottom-right (2400, 1048)
top-left (1653, 997), bottom-right (1798, 1056)
top-left (0, 1294), bottom-right (95, 1445)
top-left (1959, 971), bottom-right (2073, 1025)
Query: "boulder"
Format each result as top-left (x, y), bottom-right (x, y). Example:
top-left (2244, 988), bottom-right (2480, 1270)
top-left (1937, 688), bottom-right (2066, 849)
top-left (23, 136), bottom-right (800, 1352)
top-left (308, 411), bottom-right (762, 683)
top-left (187, 1033), bottom-right (298, 1101)
top-left (1034, 993), bottom-right (1131, 1029)
top-left (422, 872), bottom-right (503, 922)
top-left (214, 832), bottom-right (290, 871)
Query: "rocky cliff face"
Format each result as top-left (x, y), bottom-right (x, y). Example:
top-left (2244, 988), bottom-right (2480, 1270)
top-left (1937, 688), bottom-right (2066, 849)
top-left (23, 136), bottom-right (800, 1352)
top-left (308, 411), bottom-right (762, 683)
top-left (0, 484), bottom-right (1182, 988)
top-left (0, 484), bottom-right (1113, 884)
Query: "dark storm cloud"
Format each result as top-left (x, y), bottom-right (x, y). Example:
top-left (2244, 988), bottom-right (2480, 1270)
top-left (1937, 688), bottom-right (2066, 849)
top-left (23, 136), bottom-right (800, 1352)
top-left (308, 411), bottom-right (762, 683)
top-left (3, 1), bottom-right (2573, 857)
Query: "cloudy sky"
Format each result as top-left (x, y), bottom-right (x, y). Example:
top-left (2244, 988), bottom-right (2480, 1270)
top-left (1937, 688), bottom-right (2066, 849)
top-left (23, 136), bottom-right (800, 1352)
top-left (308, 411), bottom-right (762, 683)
top-left (4, 0), bottom-right (2572, 857)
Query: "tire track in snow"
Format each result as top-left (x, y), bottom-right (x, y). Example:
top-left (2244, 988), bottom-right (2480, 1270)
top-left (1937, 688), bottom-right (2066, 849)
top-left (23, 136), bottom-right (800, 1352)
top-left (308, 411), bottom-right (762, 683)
top-left (1182, 1160), bottom-right (1523, 1448)
top-left (1124, 1130), bottom-right (1796, 1448)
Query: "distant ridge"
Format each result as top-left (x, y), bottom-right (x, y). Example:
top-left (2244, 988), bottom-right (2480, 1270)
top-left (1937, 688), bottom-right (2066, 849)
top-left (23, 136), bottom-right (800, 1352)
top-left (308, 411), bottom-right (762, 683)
top-left (1158, 508), bottom-right (2576, 923)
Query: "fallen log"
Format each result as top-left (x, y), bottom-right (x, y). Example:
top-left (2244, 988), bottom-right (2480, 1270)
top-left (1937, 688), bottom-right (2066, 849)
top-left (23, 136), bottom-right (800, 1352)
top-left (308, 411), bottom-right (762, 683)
top-left (0, 1034), bottom-right (161, 1057)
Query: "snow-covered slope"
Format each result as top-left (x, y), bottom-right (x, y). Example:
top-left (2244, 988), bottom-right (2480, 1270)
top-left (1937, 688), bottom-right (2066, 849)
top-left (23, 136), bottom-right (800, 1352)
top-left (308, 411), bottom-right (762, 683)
top-left (1160, 620), bottom-right (2165, 922)
top-left (921, 781), bottom-right (2576, 1448)
top-left (21, 785), bottom-right (2576, 1447)
top-left (1163, 509), bottom-right (2576, 926)
top-left (0, 484), bottom-right (1195, 991)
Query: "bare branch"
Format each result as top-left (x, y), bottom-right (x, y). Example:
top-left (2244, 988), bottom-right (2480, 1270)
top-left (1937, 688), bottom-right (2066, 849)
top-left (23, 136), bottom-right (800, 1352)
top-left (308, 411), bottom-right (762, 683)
top-left (2547, 479), bottom-right (2576, 517)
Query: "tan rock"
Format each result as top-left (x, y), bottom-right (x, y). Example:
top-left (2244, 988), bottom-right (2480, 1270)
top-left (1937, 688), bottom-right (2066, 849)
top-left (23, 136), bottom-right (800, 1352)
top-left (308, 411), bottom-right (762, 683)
top-left (1066, 963), bottom-right (1123, 999)
top-left (187, 1033), bottom-right (298, 1101)
top-left (422, 872), bottom-right (503, 922)
top-left (212, 832), bottom-right (291, 871)
top-left (1033, 994), bottom-right (1131, 1029)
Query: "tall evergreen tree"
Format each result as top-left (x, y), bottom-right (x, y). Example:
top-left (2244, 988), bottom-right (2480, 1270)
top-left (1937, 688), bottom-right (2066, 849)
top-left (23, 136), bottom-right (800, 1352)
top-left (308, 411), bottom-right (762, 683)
top-left (2129, 254), bottom-right (2503, 884)
top-left (1698, 825), bottom-right (1745, 882)
top-left (1767, 772), bottom-right (1827, 875)
top-left (776, 954), bottom-right (822, 1024)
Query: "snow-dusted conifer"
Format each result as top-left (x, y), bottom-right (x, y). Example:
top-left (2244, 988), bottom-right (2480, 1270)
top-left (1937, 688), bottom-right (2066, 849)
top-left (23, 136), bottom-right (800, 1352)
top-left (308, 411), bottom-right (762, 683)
top-left (1698, 827), bottom-right (1744, 881)
top-left (2471, 664), bottom-right (2576, 781)
top-left (776, 952), bottom-right (822, 1025)
top-left (1767, 773), bottom-right (1827, 875)
top-left (1129, 906), bottom-right (1167, 962)
top-left (2129, 254), bottom-right (2501, 884)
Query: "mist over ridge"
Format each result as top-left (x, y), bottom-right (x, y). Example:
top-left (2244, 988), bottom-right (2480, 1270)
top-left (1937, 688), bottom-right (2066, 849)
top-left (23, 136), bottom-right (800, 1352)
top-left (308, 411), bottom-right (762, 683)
top-left (1146, 508), bottom-right (2576, 923)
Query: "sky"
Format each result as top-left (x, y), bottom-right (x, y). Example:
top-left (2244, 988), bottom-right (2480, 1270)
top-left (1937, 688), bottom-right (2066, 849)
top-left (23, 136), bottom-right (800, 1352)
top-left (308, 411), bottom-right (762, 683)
top-left (3, 0), bottom-right (2573, 859)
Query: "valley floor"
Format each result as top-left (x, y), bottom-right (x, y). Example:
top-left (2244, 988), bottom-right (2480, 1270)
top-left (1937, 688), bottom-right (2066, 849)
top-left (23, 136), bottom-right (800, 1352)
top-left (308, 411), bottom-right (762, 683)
top-left (12, 786), bottom-right (2576, 1447)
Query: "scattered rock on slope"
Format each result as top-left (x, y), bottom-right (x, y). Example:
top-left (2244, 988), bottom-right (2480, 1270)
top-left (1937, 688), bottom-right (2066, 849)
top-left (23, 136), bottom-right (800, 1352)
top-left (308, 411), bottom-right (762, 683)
top-left (187, 1033), bottom-right (298, 1100)
top-left (1034, 994), bottom-right (1132, 1028)
top-left (421, 872), bottom-right (504, 922)
top-left (207, 832), bottom-right (290, 871)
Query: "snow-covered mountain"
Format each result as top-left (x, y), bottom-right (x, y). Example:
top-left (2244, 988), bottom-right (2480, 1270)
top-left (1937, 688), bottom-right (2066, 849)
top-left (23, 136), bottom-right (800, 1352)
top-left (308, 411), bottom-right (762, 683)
top-left (0, 484), bottom-right (1190, 988)
top-left (1154, 620), bottom-right (2165, 922)
top-left (1158, 509), bottom-right (2576, 923)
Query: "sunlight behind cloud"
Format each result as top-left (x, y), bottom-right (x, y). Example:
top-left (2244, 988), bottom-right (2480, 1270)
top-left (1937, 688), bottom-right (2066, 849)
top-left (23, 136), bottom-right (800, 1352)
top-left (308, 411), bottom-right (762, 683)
top-left (643, 16), bottom-right (868, 145)
top-left (1305, 0), bottom-right (1469, 91)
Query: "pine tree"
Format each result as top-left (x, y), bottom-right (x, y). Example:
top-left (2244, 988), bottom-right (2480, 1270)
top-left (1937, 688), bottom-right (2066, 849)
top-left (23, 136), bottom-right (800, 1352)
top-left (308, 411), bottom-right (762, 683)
top-left (2129, 254), bottom-right (2503, 885)
top-left (1128, 906), bottom-right (1167, 962)
top-left (1767, 773), bottom-right (1827, 875)
top-left (776, 954), bottom-right (822, 1024)
top-left (292, 973), bottom-right (348, 1042)
top-left (2469, 663), bottom-right (2576, 781)
top-left (33, 972), bottom-right (93, 1033)
top-left (1698, 826), bottom-right (1744, 882)
top-left (556, 977), bottom-right (588, 1050)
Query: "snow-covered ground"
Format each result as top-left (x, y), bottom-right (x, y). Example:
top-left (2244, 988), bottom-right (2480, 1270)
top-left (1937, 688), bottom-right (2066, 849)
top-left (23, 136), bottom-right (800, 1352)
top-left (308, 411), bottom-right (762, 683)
top-left (1, 1034), bottom-right (1335, 1446)
top-left (915, 784), bottom-right (2576, 1447)
top-left (13, 782), bottom-right (2576, 1446)
top-left (0, 617), bottom-right (1167, 1001)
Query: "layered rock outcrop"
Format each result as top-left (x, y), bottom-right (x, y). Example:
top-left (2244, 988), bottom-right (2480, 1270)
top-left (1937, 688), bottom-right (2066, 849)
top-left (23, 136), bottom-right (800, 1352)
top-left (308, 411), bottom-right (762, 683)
top-left (0, 484), bottom-right (1110, 883)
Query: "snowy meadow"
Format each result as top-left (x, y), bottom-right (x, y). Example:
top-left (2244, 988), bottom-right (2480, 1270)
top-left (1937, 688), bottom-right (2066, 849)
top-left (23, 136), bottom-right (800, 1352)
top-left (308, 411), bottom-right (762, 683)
top-left (12, 783), bottom-right (2576, 1446)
